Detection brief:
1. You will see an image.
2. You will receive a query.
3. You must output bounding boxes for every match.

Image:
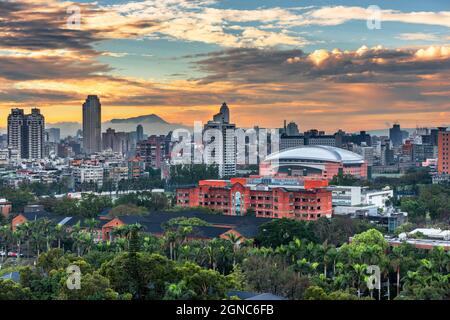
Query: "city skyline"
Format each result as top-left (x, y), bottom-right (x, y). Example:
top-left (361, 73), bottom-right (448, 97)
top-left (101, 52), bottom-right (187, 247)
top-left (1, 1), bottom-right (450, 304)
top-left (0, 0), bottom-right (449, 131)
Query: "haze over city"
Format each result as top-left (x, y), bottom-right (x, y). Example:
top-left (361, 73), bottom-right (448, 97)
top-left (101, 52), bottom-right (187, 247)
top-left (0, 0), bottom-right (449, 132)
top-left (1, 0), bottom-right (450, 306)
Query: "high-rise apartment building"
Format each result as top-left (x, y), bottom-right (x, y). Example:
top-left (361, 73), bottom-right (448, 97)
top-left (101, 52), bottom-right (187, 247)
top-left (82, 95), bottom-right (102, 154)
top-left (7, 108), bottom-right (45, 160)
top-left (437, 128), bottom-right (450, 174)
top-left (25, 108), bottom-right (45, 159)
top-left (7, 109), bottom-right (25, 157)
top-left (136, 135), bottom-right (166, 169)
top-left (204, 102), bottom-right (236, 177)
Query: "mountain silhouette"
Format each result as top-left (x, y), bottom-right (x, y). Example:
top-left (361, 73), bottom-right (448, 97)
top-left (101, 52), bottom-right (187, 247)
top-left (109, 114), bottom-right (169, 124)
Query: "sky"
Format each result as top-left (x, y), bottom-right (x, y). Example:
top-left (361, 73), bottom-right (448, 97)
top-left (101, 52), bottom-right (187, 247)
top-left (0, 0), bottom-right (449, 132)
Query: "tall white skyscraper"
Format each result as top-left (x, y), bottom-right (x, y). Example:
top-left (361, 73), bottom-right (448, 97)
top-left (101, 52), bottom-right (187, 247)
top-left (82, 95), bottom-right (102, 154)
top-left (204, 102), bottom-right (236, 177)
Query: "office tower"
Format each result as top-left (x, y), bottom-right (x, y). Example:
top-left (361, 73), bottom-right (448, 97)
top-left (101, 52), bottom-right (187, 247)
top-left (438, 128), bottom-right (450, 174)
top-left (7, 108), bottom-right (44, 160)
top-left (82, 95), bottom-right (102, 154)
top-left (136, 124), bottom-right (144, 142)
top-left (204, 102), bottom-right (236, 177)
top-left (389, 124), bottom-right (402, 147)
top-left (7, 108), bottom-right (25, 157)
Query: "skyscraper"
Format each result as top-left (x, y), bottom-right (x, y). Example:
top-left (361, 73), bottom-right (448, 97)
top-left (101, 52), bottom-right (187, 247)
top-left (286, 121), bottom-right (300, 136)
top-left (25, 108), bottom-right (45, 159)
top-left (7, 109), bottom-right (25, 157)
top-left (204, 102), bottom-right (236, 177)
top-left (82, 95), bottom-right (102, 154)
top-left (212, 102), bottom-right (230, 124)
top-left (136, 124), bottom-right (144, 142)
top-left (7, 108), bottom-right (45, 160)
top-left (389, 124), bottom-right (402, 147)
top-left (437, 128), bottom-right (450, 175)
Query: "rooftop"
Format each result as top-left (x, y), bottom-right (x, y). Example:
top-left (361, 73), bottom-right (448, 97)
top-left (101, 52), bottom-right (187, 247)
top-left (264, 145), bottom-right (365, 164)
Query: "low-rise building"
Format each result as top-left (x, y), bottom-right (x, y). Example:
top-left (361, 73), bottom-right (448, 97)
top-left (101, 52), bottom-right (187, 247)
top-left (176, 176), bottom-right (332, 221)
top-left (0, 198), bottom-right (12, 218)
top-left (72, 165), bottom-right (104, 187)
top-left (101, 210), bottom-right (272, 241)
top-left (329, 185), bottom-right (393, 212)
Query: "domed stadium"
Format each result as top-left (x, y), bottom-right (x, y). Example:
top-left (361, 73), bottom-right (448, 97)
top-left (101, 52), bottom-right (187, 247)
top-left (260, 145), bottom-right (367, 180)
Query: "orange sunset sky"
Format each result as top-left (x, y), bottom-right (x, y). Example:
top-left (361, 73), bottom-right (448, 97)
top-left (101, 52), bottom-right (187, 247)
top-left (1, 0), bottom-right (449, 132)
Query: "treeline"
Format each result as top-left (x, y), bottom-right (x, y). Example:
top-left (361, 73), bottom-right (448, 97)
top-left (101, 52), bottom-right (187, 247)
top-left (168, 164), bottom-right (219, 187)
top-left (398, 184), bottom-right (450, 222)
top-left (255, 217), bottom-right (383, 247)
top-left (330, 168), bottom-right (432, 189)
top-left (0, 224), bottom-right (448, 300)
top-left (36, 192), bottom-right (171, 218)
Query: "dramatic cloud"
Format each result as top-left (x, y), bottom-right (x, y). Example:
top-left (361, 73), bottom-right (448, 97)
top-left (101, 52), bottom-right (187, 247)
top-left (0, 1), bottom-right (449, 132)
top-left (299, 6), bottom-right (450, 28)
top-left (397, 33), bottom-right (440, 41)
top-left (192, 45), bottom-right (450, 84)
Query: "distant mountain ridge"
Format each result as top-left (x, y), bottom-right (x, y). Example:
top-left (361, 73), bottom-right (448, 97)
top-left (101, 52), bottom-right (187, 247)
top-left (109, 114), bottom-right (169, 125)
top-left (43, 114), bottom-right (187, 138)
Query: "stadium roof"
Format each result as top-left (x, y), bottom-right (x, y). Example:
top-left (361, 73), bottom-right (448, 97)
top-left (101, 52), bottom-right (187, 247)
top-left (264, 145), bottom-right (364, 164)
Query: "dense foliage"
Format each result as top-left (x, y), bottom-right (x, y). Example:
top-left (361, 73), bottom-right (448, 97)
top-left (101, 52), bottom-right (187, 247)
top-left (1, 218), bottom-right (448, 300)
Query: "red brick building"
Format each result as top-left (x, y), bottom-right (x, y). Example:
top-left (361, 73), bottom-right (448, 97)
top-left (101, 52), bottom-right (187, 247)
top-left (176, 176), bottom-right (332, 221)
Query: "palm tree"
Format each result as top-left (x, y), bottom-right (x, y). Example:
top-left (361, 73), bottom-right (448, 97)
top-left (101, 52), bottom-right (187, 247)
top-left (54, 224), bottom-right (67, 250)
top-left (295, 258), bottom-right (319, 278)
top-left (430, 246), bottom-right (448, 274)
top-left (16, 223), bottom-right (32, 258)
top-left (225, 233), bottom-right (242, 265)
top-left (320, 241), bottom-right (336, 278)
top-left (327, 246), bottom-right (338, 277)
top-left (351, 263), bottom-right (368, 298)
top-left (0, 225), bottom-right (12, 263)
top-left (12, 227), bottom-right (25, 260)
top-left (41, 219), bottom-right (55, 252)
top-left (389, 246), bottom-right (403, 297)
top-left (84, 218), bottom-right (99, 240)
top-left (283, 238), bottom-right (302, 264)
top-left (403, 270), bottom-right (423, 290)
top-left (164, 230), bottom-right (177, 260)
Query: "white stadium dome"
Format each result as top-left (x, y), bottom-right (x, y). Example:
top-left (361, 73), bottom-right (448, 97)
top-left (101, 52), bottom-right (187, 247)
top-left (264, 145), bottom-right (365, 164)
